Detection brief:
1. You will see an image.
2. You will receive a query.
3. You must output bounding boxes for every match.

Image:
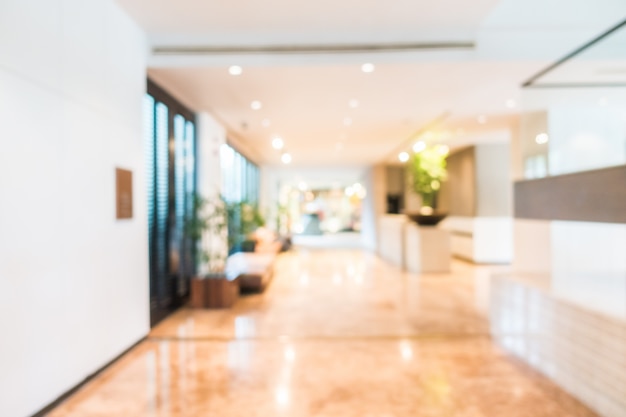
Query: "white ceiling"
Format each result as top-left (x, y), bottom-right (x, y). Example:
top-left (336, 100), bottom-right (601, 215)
top-left (116, 0), bottom-right (626, 166)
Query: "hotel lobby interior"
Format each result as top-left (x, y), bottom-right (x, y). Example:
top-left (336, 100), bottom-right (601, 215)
top-left (1, 0), bottom-right (625, 416)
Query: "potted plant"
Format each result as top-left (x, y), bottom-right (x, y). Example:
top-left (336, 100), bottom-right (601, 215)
top-left (226, 200), bottom-right (266, 253)
top-left (186, 194), bottom-right (239, 308)
top-left (406, 144), bottom-right (448, 225)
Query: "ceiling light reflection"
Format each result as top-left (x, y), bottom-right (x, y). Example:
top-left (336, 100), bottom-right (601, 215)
top-left (398, 152), bottom-right (409, 163)
top-left (361, 63), bottom-right (375, 73)
top-left (229, 65), bottom-right (242, 75)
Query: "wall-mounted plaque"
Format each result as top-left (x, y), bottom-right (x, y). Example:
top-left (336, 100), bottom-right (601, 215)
top-left (116, 168), bottom-right (133, 219)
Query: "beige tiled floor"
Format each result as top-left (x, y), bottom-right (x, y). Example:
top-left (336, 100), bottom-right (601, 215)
top-left (49, 249), bottom-right (598, 417)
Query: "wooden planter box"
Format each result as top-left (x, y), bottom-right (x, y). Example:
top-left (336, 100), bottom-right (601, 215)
top-left (190, 274), bottom-right (239, 309)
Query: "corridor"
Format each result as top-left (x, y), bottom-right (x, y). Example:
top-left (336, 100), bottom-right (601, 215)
top-left (49, 250), bottom-right (598, 417)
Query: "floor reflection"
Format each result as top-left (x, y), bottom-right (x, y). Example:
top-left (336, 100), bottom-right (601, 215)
top-left (49, 249), bottom-right (599, 417)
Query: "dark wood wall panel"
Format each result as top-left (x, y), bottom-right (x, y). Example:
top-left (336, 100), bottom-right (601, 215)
top-left (514, 165), bottom-right (626, 223)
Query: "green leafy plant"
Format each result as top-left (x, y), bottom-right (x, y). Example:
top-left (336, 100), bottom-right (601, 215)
top-left (185, 194), bottom-right (228, 276)
top-left (226, 200), bottom-right (265, 252)
top-left (407, 145), bottom-right (448, 211)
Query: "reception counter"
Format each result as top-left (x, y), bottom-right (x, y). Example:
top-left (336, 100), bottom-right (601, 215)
top-left (490, 273), bottom-right (626, 417)
top-left (378, 214), bottom-right (451, 273)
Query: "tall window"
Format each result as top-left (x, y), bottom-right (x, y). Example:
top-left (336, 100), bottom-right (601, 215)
top-left (221, 144), bottom-right (260, 204)
top-left (220, 144), bottom-right (261, 252)
top-left (144, 80), bottom-right (197, 326)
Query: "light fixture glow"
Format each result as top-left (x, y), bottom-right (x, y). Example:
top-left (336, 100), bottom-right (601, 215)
top-left (228, 65), bottom-right (242, 75)
top-left (535, 133), bottom-right (549, 144)
top-left (272, 137), bottom-right (284, 150)
top-left (361, 63), bottom-right (375, 73)
top-left (284, 346), bottom-right (296, 362)
top-left (398, 152), bottom-right (409, 163)
top-left (413, 141), bottom-right (426, 153)
top-left (251, 100), bottom-right (262, 110)
top-left (349, 99), bottom-right (359, 108)
top-left (281, 152), bottom-right (292, 164)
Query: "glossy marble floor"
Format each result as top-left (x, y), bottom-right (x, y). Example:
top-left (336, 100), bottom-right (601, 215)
top-left (49, 249), bottom-right (599, 417)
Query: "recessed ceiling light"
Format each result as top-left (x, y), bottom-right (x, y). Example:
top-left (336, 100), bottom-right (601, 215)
top-left (262, 119), bottom-right (271, 127)
top-left (281, 152), bottom-right (292, 164)
top-left (272, 137), bottom-right (284, 150)
top-left (413, 141), bottom-right (426, 153)
top-left (398, 152), bottom-right (409, 163)
top-left (251, 100), bottom-right (262, 110)
top-left (477, 115), bottom-right (487, 124)
top-left (349, 99), bottom-right (359, 108)
top-left (505, 99), bottom-right (516, 108)
top-left (361, 63), bottom-right (375, 73)
top-left (229, 65), bottom-right (242, 75)
top-left (535, 133), bottom-right (549, 144)
top-left (343, 117), bottom-right (352, 126)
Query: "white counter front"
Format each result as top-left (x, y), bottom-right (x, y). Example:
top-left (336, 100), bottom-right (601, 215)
top-left (404, 223), bottom-right (451, 273)
top-left (378, 215), bottom-right (408, 268)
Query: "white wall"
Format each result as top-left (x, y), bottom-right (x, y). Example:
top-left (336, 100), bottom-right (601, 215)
top-left (0, 1), bottom-right (148, 416)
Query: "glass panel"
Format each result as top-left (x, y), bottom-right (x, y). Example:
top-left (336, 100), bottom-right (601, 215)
top-left (155, 102), bottom-right (169, 305)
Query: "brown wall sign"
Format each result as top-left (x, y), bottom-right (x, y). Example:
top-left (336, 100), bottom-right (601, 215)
top-left (116, 168), bottom-right (133, 219)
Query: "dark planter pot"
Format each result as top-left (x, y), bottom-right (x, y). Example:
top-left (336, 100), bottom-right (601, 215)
top-left (190, 274), bottom-right (240, 309)
top-left (406, 211), bottom-right (448, 226)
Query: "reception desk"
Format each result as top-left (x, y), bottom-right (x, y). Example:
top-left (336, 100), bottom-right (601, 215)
top-left (490, 273), bottom-right (626, 417)
top-left (404, 222), bottom-right (451, 273)
top-left (378, 215), bottom-right (451, 272)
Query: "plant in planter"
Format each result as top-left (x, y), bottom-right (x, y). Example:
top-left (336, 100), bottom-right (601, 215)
top-left (186, 194), bottom-right (238, 308)
top-left (406, 144), bottom-right (448, 225)
top-left (226, 200), bottom-right (265, 253)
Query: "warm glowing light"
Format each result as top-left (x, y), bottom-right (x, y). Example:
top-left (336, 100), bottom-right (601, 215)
top-left (477, 115), bottom-right (487, 124)
top-left (535, 133), bottom-right (549, 144)
top-left (400, 341), bottom-right (413, 361)
top-left (275, 386), bottom-right (289, 407)
top-left (284, 346), bottom-right (296, 362)
top-left (251, 100), bottom-right (262, 110)
top-left (398, 152), bottom-right (409, 163)
top-left (349, 99), bottom-right (359, 108)
top-left (361, 63), bottom-right (375, 73)
top-left (228, 65), bottom-right (242, 75)
top-left (272, 137), bottom-right (284, 150)
top-left (413, 141), bottom-right (426, 153)
top-left (281, 153), bottom-right (292, 164)
top-left (345, 186), bottom-right (355, 197)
